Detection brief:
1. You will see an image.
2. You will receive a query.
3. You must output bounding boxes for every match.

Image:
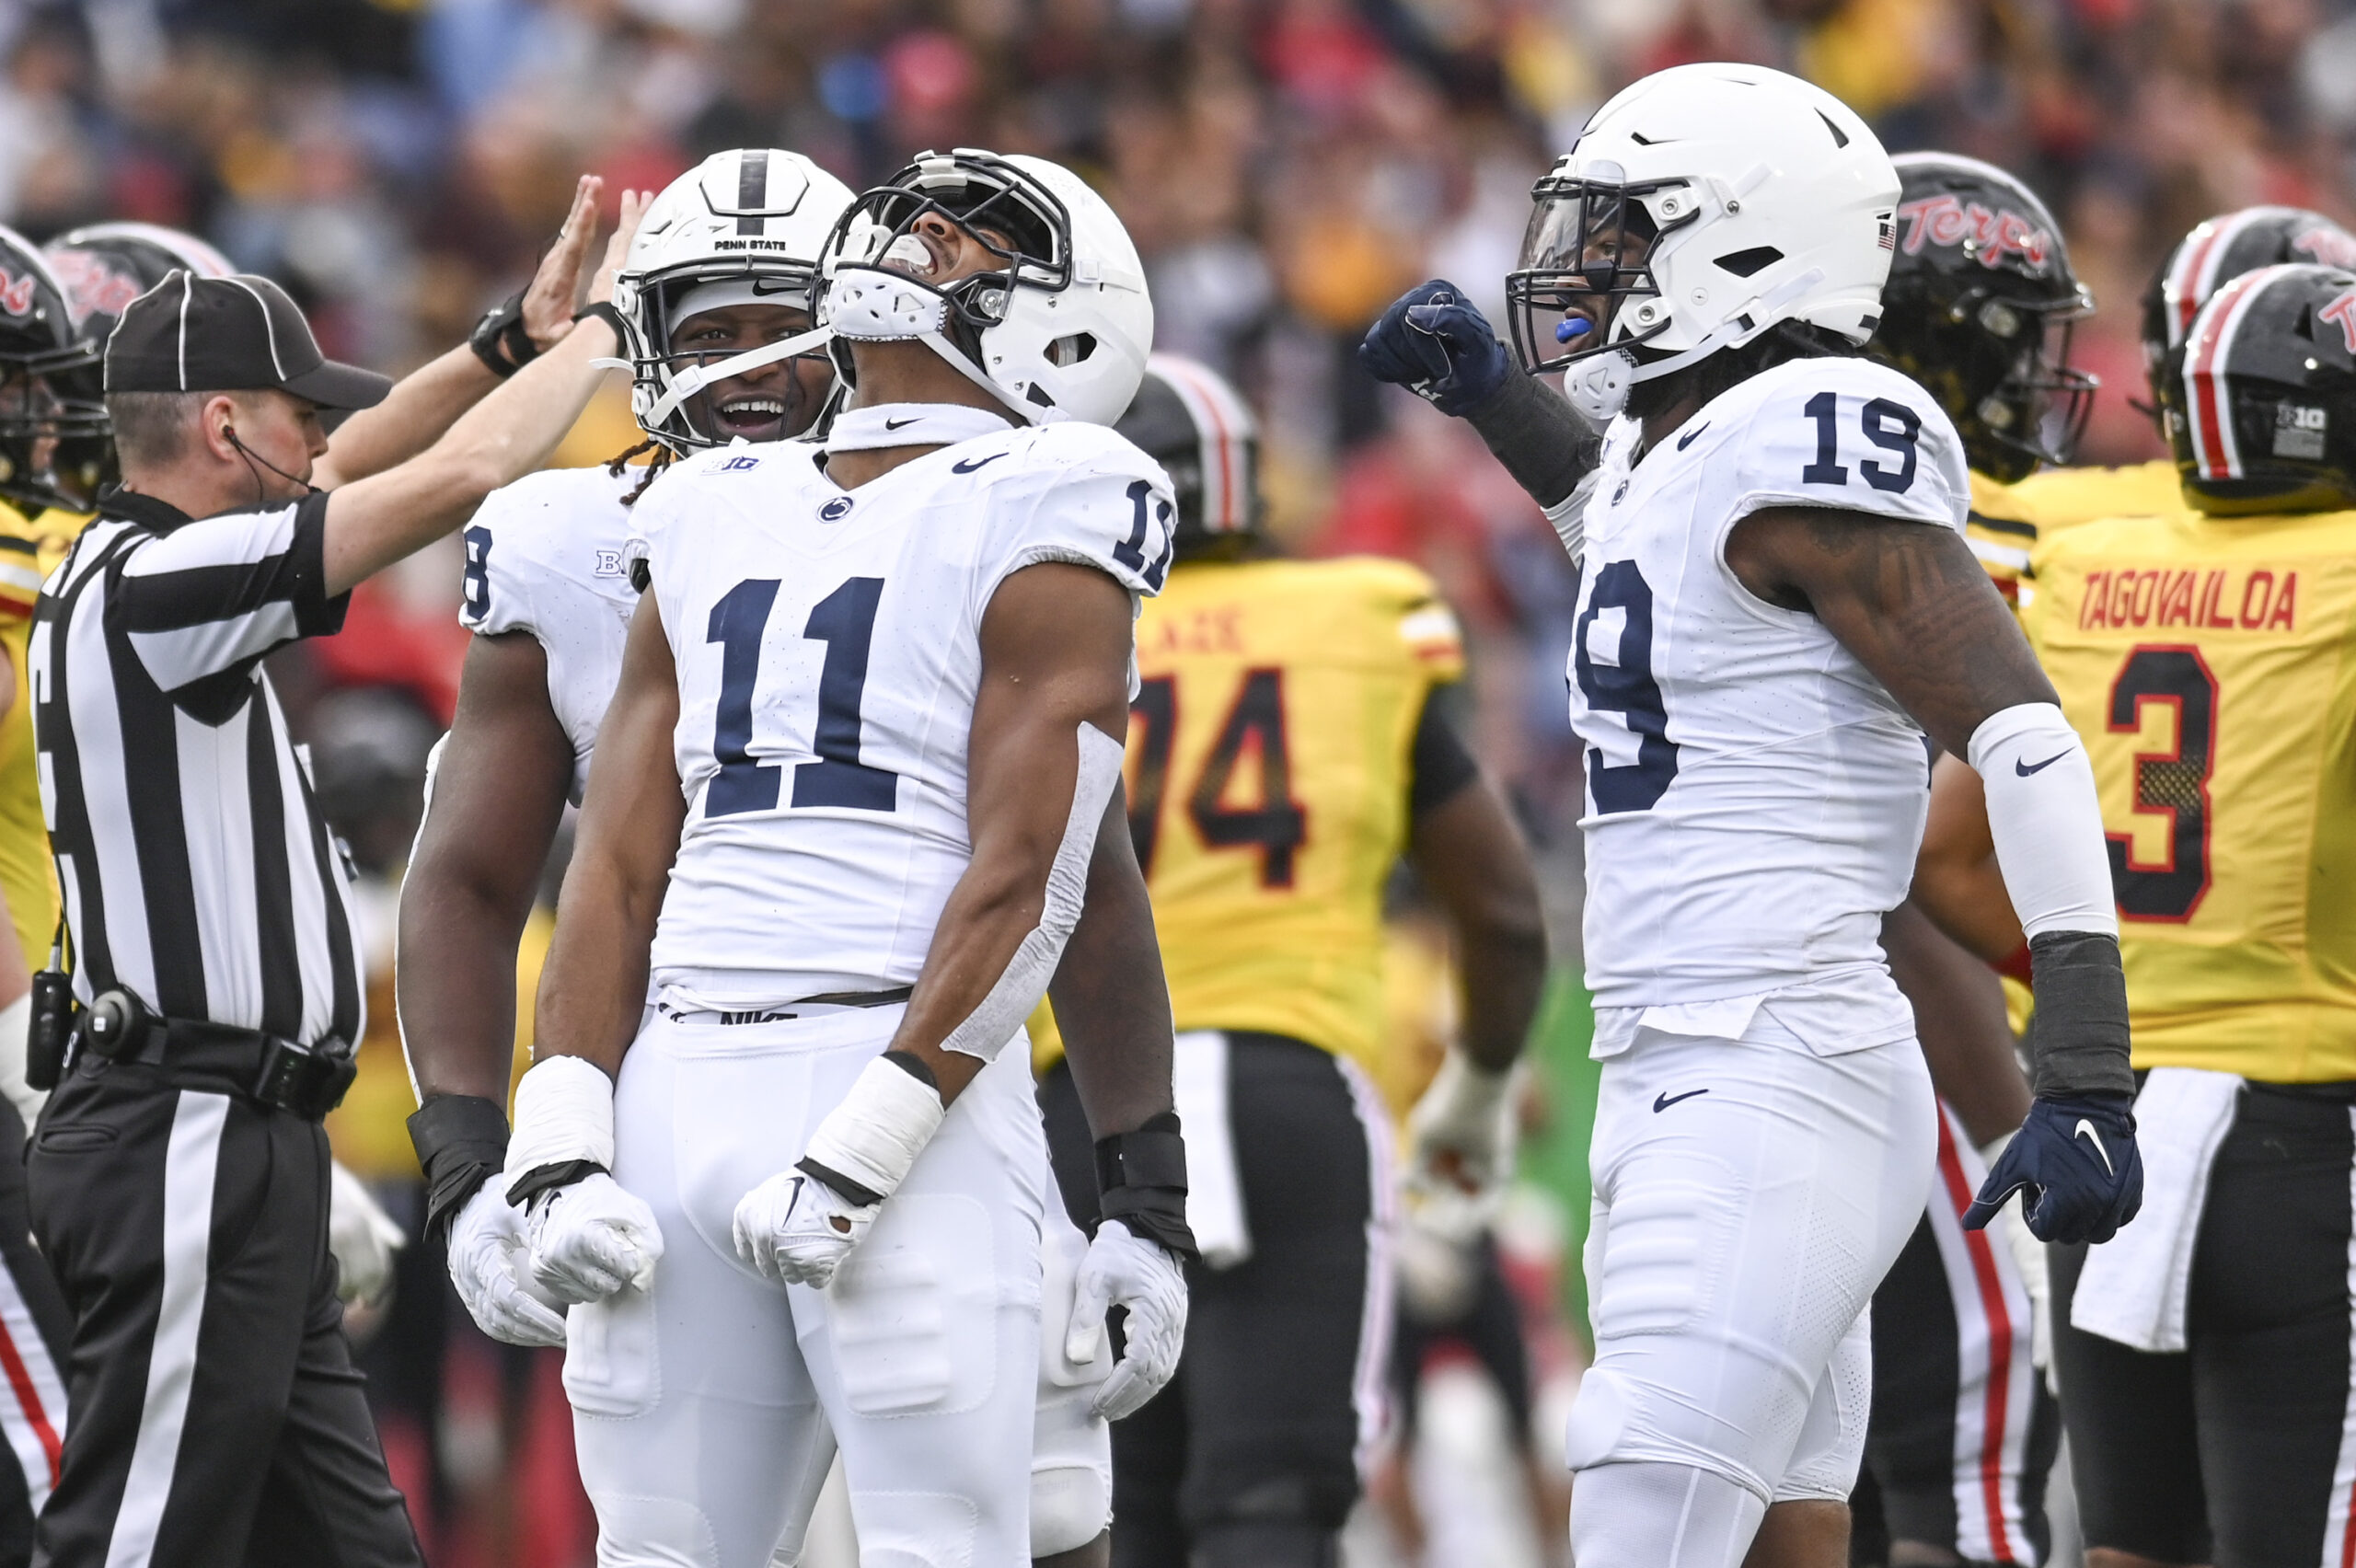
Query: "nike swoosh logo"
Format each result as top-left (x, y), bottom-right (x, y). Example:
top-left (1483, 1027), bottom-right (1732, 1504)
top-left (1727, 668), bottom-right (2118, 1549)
top-left (1675, 422), bottom-right (1710, 450)
top-left (884, 417), bottom-right (918, 430)
top-left (952, 453), bottom-right (1007, 474)
top-left (2015, 751), bottom-right (2069, 777)
top-left (2074, 1118), bottom-right (2114, 1175)
top-left (1653, 1089), bottom-right (1709, 1113)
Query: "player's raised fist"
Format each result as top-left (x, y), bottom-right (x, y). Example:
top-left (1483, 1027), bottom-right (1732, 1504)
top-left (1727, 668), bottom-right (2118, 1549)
top-left (1359, 280), bottom-right (1514, 416)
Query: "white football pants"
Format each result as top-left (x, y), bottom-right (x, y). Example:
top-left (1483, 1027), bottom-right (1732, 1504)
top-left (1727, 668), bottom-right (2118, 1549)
top-left (1567, 1000), bottom-right (1936, 1563)
top-left (568, 1008), bottom-right (1048, 1568)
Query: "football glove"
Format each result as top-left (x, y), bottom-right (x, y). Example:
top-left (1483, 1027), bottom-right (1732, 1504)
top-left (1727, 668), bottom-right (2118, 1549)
top-left (733, 1169), bottom-right (881, 1289)
top-left (328, 1159), bottom-right (406, 1307)
top-left (526, 1171), bottom-right (664, 1302)
top-left (1358, 280), bottom-right (1514, 417)
top-left (447, 1175), bottom-right (569, 1346)
top-left (1403, 1051), bottom-right (1519, 1241)
top-left (1964, 1094), bottom-right (2142, 1245)
top-left (1066, 1220), bottom-right (1188, 1420)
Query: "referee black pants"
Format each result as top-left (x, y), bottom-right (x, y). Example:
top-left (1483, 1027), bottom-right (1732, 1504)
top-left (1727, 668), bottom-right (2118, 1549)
top-left (26, 1056), bottom-right (421, 1568)
top-left (2050, 1080), bottom-right (2355, 1568)
top-left (1041, 1033), bottom-right (1390, 1568)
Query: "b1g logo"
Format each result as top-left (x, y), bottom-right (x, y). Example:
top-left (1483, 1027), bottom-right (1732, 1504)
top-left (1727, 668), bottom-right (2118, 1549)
top-left (1894, 194), bottom-right (2051, 272)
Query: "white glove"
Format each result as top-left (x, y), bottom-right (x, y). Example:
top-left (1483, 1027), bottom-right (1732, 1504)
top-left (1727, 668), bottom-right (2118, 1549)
top-left (1403, 1051), bottom-right (1521, 1240)
top-left (446, 1176), bottom-right (568, 1346)
top-left (1982, 1134), bottom-right (2055, 1386)
top-left (733, 1170), bottom-right (880, 1289)
top-left (1066, 1220), bottom-right (1188, 1420)
top-left (328, 1159), bottom-right (406, 1307)
top-left (526, 1172), bottom-right (664, 1303)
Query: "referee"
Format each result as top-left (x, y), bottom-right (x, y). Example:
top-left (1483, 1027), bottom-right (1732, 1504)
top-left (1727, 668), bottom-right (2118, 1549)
top-left (25, 214), bottom-right (636, 1566)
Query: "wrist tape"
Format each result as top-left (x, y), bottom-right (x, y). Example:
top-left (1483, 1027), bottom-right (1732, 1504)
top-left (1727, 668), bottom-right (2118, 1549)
top-left (1095, 1112), bottom-right (1198, 1262)
top-left (504, 1055), bottom-right (615, 1207)
top-left (2024, 930), bottom-right (2134, 1100)
top-left (796, 1054), bottom-right (946, 1206)
top-left (408, 1092), bottom-right (510, 1243)
top-left (1968, 702), bottom-right (2119, 940)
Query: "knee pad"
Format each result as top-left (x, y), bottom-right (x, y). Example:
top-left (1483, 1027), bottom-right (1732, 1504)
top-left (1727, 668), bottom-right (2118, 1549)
top-left (1030, 1463), bottom-right (1111, 1557)
top-left (1192, 1520), bottom-right (1338, 1568)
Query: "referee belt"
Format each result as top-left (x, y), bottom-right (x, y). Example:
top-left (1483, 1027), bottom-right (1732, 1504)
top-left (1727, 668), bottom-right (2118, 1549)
top-left (79, 994), bottom-right (355, 1121)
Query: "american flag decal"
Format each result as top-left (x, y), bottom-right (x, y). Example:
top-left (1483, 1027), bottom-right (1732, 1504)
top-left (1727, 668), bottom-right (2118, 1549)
top-left (1878, 216), bottom-right (1896, 251)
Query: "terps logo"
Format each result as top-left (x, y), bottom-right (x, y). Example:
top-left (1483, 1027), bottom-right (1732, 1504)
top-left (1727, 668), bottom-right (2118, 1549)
top-left (2317, 288), bottom-right (2356, 353)
top-left (2292, 226), bottom-right (2356, 270)
top-left (43, 252), bottom-right (140, 325)
top-left (0, 270), bottom-right (38, 318)
top-left (1895, 195), bottom-right (2052, 272)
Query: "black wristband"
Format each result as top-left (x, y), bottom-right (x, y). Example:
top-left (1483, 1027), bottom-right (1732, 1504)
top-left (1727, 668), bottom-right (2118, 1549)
top-left (469, 290), bottom-right (538, 378)
top-left (1094, 1111), bottom-right (1198, 1262)
top-left (572, 300), bottom-right (625, 338)
top-left (408, 1093), bottom-right (511, 1245)
top-left (2025, 930), bottom-right (2134, 1099)
top-left (1461, 369), bottom-right (1602, 510)
top-left (505, 1159), bottom-right (606, 1211)
top-left (794, 1156), bottom-right (885, 1208)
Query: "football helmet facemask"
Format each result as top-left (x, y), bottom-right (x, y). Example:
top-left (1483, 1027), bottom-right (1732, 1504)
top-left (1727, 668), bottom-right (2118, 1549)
top-left (816, 149), bottom-right (1152, 426)
top-left (43, 222), bottom-right (234, 506)
top-left (1506, 63), bottom-right (1899, 421)
top-left (613, 148), bottom-right (855, 454)
top-left (1869, 152), bottom-right (2095, 483)
top-left (2141, 206), bottom-right (2356, 442)
top-left (1114, 353), bottom-right (1261, 559)
top-left (2173, 263), bottom-right (2356, 514)
top-left (0, 227), bottom-right (100, 519)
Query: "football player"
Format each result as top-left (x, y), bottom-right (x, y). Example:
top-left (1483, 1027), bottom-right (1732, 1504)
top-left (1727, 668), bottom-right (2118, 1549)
top-left (1027, 353), bottom-right (1547, 1568)
top-left (1359, 63), bottom-right (2140, 1566)
top-left (1854, 150), bottom-right (2086, 1568)
top-left (502, 149), bottom-right (1192, 1568)
top-left (399, 147), bottom-right (1130, 1568)
top-left (1908, 260), bottom-right (2356, 1568)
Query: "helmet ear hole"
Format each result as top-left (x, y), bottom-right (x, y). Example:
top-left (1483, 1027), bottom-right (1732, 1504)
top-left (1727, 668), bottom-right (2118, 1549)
top-left (1715, 246), bottom-right (1783, 278)
top-left (1047, 332), bottom-right (1097, 367)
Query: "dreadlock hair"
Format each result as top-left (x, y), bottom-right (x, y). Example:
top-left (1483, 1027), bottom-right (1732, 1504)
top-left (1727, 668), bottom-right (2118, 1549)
top-left (607, 437), bottom-right (677, 507)
top-left (1625, 319), bottom-right (1861, 425)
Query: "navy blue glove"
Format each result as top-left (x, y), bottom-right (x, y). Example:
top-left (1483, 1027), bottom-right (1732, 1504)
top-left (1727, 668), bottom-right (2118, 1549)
top-left (1963, 1094), bottom-right (2143, 1244)
top-left (1358, 280), bottom-right (1513, 416)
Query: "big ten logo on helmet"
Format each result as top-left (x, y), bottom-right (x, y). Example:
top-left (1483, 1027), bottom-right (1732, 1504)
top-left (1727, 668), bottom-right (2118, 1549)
top-left (45, 252), bottom-right (141, 323)
top-left (0, 270), bottom-right (38, 318)
top-left (2293, 226), bottom-right (2356, 270)
top-left (1895, 195), bottom-right (2051, 272)
top-left (2274, 401), bottom-right (2327, 460)
top-left (2316, 289), bottom-right (2356, 353)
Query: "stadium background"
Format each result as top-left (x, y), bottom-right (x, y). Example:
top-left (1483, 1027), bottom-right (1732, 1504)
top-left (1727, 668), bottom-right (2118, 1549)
top-left (0, 0), bottom-right (2333, 1559)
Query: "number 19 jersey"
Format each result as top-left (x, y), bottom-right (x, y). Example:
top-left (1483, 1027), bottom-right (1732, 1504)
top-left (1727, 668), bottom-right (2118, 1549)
top-left (1569, 355), bottom-right (1969, 1009)
top-left (631, 423), bottom-right (1175, 1009)
top-left (2024, 506), bottom-right (2356, 1081)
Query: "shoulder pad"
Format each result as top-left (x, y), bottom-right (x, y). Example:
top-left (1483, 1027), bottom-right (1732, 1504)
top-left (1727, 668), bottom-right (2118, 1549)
top-left (1700, 356), bottom-right (1969, 530)
top-left (460, 466), bottom-right (638, 637)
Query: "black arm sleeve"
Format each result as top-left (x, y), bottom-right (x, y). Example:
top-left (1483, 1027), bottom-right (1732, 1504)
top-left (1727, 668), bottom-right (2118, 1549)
top-left (2023, 930), bottom-right (2135, 1099)
top-left (1408, 682), bottom-right (1481, 819)
top-left (1461, 371), bottom-right (1603, 510)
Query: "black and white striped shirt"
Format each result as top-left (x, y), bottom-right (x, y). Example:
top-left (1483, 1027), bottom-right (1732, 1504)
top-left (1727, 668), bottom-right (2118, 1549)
top-left (30, 488), bottom-right (363, 1048)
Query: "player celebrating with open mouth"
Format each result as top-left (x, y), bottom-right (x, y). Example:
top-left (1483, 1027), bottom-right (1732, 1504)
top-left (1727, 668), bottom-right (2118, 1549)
top-left (494, 149), bottom-right (1192, 1568)
top-left (1359, 63), bottom-right (2142, 1566)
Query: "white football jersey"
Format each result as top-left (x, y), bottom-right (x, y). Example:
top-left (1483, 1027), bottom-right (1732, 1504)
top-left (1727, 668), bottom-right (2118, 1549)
top-left (458, 464), bottom-right (643, 801)
top-left (633, 422), bottom-right (1175, 1007)
top-left (1568, 354), bottom-right (1969, 1009)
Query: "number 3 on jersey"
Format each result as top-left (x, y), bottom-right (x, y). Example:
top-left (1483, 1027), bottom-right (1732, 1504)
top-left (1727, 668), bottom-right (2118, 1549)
top-left (705, 576), bottom-right (899, 817)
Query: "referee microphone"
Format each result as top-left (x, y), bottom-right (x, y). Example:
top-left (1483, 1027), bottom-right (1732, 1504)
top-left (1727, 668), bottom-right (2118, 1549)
top-left (225, 425), bottom-right (321, 503)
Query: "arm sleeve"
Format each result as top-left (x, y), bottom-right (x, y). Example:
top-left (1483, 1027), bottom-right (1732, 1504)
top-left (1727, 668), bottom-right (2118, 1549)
top-left (1408, 683), bottom-right (1480, 818)
top-left (1719, 360), bottom-right (1972, 536)
top-left (107, 491), bottom-right (348, 692)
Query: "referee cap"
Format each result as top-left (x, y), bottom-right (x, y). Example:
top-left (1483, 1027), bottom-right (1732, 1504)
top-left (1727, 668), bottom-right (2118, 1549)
top-left (103, 271), bottom-right (391, 411)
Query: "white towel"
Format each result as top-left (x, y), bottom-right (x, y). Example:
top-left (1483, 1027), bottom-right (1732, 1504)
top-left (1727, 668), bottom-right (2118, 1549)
top-left (2070, 1066), bottom-right (2243, 1353)
top-left (1172, 1030), bottom-right (1253, 1269)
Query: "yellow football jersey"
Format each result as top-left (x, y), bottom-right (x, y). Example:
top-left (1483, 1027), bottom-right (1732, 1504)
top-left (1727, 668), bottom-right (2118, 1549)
top-left (1031, 555), bottom-right (1465, 1078)
top-left (2024, 506), bottom-right (2356, 1081)
top-left (1967, 460), bottom-right (2183, 613)
top-left (0, 507), bottom-right (90, 968)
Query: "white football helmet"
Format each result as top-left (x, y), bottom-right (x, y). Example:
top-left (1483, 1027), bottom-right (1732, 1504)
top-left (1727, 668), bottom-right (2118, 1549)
top-left (1506, 63), bottom-right (1900, 420)
top-left (613, 148), bottom-right (855, 452)
top-left (814, 149), bottom-right (1152, 426)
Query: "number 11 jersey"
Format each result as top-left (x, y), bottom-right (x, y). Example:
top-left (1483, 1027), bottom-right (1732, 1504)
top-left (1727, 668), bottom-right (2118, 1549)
top-left (631, 422), bottom-right (1175, 1009)
top-left (1568, 354), bottom-right (1969, 1010)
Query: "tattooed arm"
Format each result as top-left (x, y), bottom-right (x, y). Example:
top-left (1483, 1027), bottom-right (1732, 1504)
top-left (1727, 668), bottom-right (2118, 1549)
top-left (1721, 507), bottom-right (2058, 754)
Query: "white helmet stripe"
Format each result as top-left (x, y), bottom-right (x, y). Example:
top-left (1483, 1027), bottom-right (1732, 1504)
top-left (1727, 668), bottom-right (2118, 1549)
top-left (2183, 265), bottom-right (2274, 480)
top-left (1148, 354), bottom-right (1254, 530)
top-left (2172, 207), bottom-right (2269, 347)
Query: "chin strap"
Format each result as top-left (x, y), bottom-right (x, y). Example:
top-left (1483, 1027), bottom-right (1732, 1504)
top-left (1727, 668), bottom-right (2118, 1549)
top-left (628, 326), bottom-right (837, 434)
top-left (1568, 267), bottom-right (1834, 421)
top-left (823, 263), bottom-right (1059, 427)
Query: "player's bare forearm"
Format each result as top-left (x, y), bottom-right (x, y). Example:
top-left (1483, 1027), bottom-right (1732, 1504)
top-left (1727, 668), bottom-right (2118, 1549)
top-left (1048, 790), bottom-right (1177, 1139)
top-left (1911, 753), bottom-right (2026, 963)
top-left (888, 562), bottom-right (1138, 1103)
top-left (1407, 777), bottom-right (1548, 1073)
top-left (1724, 506), bottom-right (2059, 757)
top-left (398, 632), bottom-right (572, 1104)
top-left (1880, 898), bottom-right (2027, 1143)
top-left (535, 595), bottom-right (683, 1078)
